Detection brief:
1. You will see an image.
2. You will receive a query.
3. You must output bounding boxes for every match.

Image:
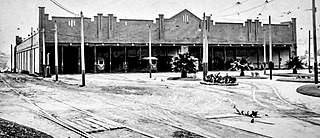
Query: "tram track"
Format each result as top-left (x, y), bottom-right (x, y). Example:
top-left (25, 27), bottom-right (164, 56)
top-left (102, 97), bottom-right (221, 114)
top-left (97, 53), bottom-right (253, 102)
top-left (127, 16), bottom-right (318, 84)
top-left (1, 73), bottom-right (232, 137)
top-left (0, 74), bottom-right (159, 138)
top-left (241, 81), bottom-right (320, 126)
top-left (67, 84), bottom-right (272, 138)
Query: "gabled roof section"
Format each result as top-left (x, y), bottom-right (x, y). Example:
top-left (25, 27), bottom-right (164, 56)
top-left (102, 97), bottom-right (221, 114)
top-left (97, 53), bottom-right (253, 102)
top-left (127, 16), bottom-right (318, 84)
top-left (168, 9), bottom-right (201, 21)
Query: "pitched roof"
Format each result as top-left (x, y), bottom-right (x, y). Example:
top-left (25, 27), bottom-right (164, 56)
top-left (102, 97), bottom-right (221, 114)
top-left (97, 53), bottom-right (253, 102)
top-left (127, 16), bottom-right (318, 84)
top-left (168, 9), bottom-right (201, 21)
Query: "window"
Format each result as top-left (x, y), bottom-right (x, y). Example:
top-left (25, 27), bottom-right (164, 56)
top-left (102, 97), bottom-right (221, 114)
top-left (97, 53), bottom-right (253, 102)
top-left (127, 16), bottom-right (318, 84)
top-left (68, 20), bottom-right (76, 27)
top-left (182, 14), bottom-right (189, 23)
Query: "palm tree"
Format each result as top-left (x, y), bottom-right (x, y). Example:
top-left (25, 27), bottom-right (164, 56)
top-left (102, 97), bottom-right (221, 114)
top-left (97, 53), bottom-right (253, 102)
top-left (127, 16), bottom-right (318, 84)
top-left (285, 56), bottom-right (304, 74)
top-left (171, 52), bottom-right (197, 78)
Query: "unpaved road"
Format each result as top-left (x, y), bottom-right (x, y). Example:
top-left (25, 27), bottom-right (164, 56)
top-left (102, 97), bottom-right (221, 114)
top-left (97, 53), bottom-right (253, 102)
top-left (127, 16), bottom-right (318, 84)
top-left (1, 71), bottom-right (320, 138)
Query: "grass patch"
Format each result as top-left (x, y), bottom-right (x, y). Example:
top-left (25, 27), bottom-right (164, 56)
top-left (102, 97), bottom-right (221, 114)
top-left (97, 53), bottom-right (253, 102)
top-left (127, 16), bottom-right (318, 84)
top-left (296, 84), bottom-right (320, 97)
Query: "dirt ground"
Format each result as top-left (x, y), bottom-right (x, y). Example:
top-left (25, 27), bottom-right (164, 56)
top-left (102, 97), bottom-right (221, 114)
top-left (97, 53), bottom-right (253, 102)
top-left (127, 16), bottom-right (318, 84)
top-left (1, 70), bottom-right (320, 138)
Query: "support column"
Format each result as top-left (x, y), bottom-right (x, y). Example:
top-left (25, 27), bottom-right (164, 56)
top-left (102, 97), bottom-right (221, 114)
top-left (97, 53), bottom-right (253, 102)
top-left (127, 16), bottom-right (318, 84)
top-left (94, 46), bottom-right (96, 73)
top-left (257, 47), bottom-right (259, 69)
top-left (78, 46), bottom-right (81, 74)
top-left (234, 47), bottom-right (237, 61)
top-left (109, 46), bottom-right (112, 73)
top-left (61, 46), bottom-right (64, 74)
top-left (278, 49), bottom-right (281, 69)
top-left (223, 46), bottom-right (226, 70)
top-left (124, 46), bottom-right (127, 73)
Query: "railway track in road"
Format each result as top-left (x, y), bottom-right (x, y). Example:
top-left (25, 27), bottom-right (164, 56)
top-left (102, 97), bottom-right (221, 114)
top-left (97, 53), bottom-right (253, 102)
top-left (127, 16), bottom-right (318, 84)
top-left (0, 74), bottom-right (159, 138)
top-left (66, 86), bottom-right (272, 138)
top-left (241, 81), bottom-right (320, 126)
top-left (0, 73), bottom-right (274, 138)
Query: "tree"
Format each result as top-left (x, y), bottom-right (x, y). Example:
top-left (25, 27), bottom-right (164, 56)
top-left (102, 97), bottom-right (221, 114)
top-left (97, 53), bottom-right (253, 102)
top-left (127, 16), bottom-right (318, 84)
top-left (171, 52), bottom-right (197, 78)
top-left (285, 56), bottom-right (304, 74)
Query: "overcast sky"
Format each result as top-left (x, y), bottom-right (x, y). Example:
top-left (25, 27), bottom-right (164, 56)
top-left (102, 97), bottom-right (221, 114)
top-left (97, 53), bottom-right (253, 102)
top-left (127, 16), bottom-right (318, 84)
top-left (0, 0), bottom-right (319, 58)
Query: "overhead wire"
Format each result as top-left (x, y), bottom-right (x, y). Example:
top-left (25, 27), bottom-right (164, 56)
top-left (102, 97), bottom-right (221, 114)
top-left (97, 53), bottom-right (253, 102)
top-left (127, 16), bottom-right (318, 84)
top-left (215, 0), bottom-right (251, 14)
top-left (216, 0), bottom-right (276, 17)
top-left (49, 0), bottom-right (79, 16)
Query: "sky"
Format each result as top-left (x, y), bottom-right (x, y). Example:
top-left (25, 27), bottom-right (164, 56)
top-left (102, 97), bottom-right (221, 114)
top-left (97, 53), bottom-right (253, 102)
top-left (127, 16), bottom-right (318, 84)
top-left (0, 0), bottom-right (319, 61)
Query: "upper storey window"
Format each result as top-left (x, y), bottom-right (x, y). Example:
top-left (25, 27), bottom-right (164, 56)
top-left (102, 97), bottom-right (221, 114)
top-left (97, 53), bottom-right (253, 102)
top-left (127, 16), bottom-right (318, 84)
top-left (68, 20), bottom-right (76, 27)
top-left (182, 14), bottom-right (189, 23)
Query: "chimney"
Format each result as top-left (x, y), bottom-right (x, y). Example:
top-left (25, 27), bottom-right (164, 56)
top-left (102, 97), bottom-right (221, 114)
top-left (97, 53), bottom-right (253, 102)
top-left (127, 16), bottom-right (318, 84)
top-left (38, 7), bottom-right (45, 75)
top-left (291, 18), bottom-right (297, 42)
top-left (97, 13), bottom-right (103, 40)
top-left (158, 14), bottom-right (164, 39)
top-left (291, 18), bottom-right (297, 57)
top-left (108, 14), bottom-right (113, 39)
top-left (246, 19), bottom-right (252, 42)
top-left (15, 36), bottom-right (22, 45)
top-left (205, 16), bottom-right (211, 32)
top-left (254, 19), bottom-right (259, 42)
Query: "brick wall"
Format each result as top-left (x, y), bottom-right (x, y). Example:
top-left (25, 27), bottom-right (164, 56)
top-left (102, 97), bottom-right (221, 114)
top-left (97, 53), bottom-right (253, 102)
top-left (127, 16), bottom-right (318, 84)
top-left (41, 8), bottom-right (295, 46)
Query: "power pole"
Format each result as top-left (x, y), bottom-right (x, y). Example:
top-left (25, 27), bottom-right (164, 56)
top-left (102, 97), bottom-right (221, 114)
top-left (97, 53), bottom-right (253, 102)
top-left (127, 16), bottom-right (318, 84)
top-left (11, 44), bottom-right (12, 72)
top-left (202, 13), bottom-right (208, 80)
top-left (263, 29), bottom-right (266, 75)
top-left (269, 15), bottom-right (273, 80)
top-left (54, 21), bottom-right (59, 81)
top-left (312, 0), bottom-right (318, 84)
top-left (148, 25), bottom-right (152, 78)
top-left (80, 11), bottom-right (85, 86)
top-left (309, 30), bottom-right (311, 73)
top-left (42, 28), bottom-right (47, 77)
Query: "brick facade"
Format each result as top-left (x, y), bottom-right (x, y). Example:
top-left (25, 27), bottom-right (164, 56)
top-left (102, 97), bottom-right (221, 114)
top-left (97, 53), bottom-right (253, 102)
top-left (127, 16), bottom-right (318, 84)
top-left (15, 7), bottom-right (297, 74)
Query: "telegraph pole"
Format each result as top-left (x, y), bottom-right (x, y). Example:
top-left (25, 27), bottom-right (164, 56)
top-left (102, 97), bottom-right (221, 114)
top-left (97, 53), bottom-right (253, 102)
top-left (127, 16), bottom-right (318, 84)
top-left (269, 15), bottom-right (273, 80)
top-left (42, 28), bottom-right (47, 77)
top-left (80, 11), bottom-right (85, 86)
top-left (148, 25), bottom-right (152, 78)
top-left (11, 44), bottom-right (12, 72)
top-left (30, 27), bottom-right (33, 73)
top-left (54, 21), bottom-right (59, 81)
top-left (263, 29), bottom-right (266, 75)
top-left (309, 30), bottom-right (311, 73)
top-left (312, 0), bottom-right (318, 84)
top-left (202, 13), bottom-right (208, 80)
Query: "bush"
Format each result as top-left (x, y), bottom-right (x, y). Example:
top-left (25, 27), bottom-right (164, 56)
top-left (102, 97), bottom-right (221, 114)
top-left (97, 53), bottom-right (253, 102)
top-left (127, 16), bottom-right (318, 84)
top-left (171, 52), bottom-right (197, 78)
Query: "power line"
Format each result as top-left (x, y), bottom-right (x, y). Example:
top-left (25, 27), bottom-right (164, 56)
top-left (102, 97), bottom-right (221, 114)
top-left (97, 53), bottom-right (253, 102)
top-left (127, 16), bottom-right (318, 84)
top-left (49, 0), bottom-right (79, 16)
top-left (215, 0), bottom-right (251, 14)
top-left (216, 0), bottom-right (275, 17)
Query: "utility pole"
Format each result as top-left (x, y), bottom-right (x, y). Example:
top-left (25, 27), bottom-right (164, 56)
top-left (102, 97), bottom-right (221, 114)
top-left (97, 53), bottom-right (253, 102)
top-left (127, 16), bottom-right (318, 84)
top-left (148, 25), bottom-right (152, 78)
top-left (14, 45), bottom-right (16, 73)
top-left (80, 11), bottom-right (85, 86)
top-left (11, 44), bottom-right (12, 72)
top-left (309, 30), bottom-right (311, 73)
top-left (263, 29), bottom-right (266, 75)
top-left (312, 0), bottom-right (318, 84)
top-left (30, 27), bottom-right (33, 74)
top-left (269, 15), bottom-right (273, 80)
top-left (42, 28), bottom-right (47, 77)
top-left (202, 13), bottom-right (208, 80)
top-left (54, 21), bottom-right (59, 81)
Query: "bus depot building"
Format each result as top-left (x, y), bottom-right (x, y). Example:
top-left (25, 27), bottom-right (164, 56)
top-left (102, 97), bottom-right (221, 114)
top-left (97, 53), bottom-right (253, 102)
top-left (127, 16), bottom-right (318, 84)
top-left (14, 7), bottom-right (297, 75)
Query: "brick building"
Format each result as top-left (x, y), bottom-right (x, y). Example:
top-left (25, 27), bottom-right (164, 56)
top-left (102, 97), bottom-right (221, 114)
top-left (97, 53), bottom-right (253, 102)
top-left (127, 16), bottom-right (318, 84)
top-left (15, 7), bottom-right (297, 75)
